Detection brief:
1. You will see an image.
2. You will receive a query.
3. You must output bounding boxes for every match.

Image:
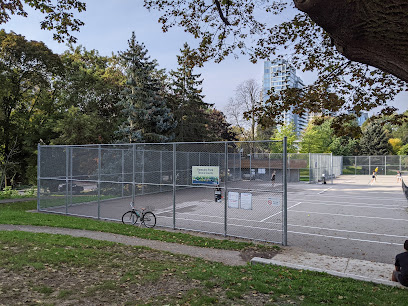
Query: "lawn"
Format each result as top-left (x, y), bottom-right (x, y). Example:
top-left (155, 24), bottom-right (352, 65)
top-left (1, 200), bottom-right (408, 304)
top-left (1, 230), bottom-right (407, 305)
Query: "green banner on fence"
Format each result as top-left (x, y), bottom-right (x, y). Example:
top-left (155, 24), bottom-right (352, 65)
top-left (192, 166), bottom-right (220, 185)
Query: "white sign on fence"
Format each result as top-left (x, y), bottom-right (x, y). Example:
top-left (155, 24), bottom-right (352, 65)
top-left (240, 192), bottom-right (252, 210)
top-left (228, 191), bottom-right (239, 208)
top-left (267, 197), bottom-right (281, 206)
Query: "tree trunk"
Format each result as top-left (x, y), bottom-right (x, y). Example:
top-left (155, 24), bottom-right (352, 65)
top-left (294, 0), bottom-right (408, 82)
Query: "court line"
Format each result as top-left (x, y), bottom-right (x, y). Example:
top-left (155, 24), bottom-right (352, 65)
top-left (287, 223), bottom-right (408, 239)
top-left (159, 212), bottom-right (407, 240)
top-left (160, 216), bottom-right (283, 233)
top-left (297, 193), bottom-right (407, 202)
top-left (260, 201), bottom-right (302, 222)
top-left (292, 201), bottom-right (407, 210)
top-left (288, 230), bottom-right (403, 246)
top-left (298, 198), bottom-right (405, 206)
top-left (159, 216), bottom-right (404, 246)
top-left (318, 186), bottom-right (333, 194)
top-left (289, 210), bottom-right (408, 222)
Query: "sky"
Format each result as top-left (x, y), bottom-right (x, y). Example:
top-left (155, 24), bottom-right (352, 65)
top-left (2, 0), bottom-right (407, 116)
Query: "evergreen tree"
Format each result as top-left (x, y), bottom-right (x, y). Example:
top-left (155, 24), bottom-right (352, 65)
top-left (206, 108), bottom-right (237, 141)
top-left (169, 43), bottom-right (211, 142)
top-left (359, 123), bottom-right (391, 155)
top-left (116, 32), bottom-right (176, 143)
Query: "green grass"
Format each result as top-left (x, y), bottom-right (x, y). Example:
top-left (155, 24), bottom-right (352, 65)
top-left (0, 201), bottom-right (276, 252)
top-left (1, 231), bottom-right (407, 305)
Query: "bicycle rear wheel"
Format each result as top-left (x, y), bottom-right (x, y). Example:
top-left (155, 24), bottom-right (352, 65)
top-left (141, 212), bottom-right (156, 228)
top-left (122, 211), bottom-right (138, 225)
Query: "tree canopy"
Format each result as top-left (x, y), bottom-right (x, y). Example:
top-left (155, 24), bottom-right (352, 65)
top-left (144, 0), bottom-right (407, 124)
top-left (0, 0), bottom-right (86, 43)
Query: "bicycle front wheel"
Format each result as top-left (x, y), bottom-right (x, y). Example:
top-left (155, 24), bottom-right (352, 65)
top-left (122, 211), bottom-right (139, 225)
top-left (141, 212), bottom-right (156, 228)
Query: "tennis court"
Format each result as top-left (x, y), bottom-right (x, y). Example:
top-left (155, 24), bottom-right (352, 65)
top-left (39, 174), bottom-right (407, 264)
top-left (284, 175), bottom-right (407, 264)
top-left (37, 142), bottom-right (408, 263)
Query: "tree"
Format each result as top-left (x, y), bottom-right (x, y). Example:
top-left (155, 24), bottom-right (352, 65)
top-left (293, 0), bottom-right (408, 82)
top-left (389, 138), bottom-right (403, 155)
top-left (116, 32), bottom-right (176, 143)
top-left (52, 106), bottom-right (103, 145)
top-left (0, 29), bottom-right (62, 187)
top-left (144, 1), bottom-right (407, 123)
top-left (269, 122), bottom-right (298, 153)
top-left (169, 43), bottom-right (211, 142)
top-left (206, 107), bottom-right (237, 141)
top-left (0, 0), bottom-right (86, 43)
top-left (225, 79), bottom-right (261, 141)
top-left (391, 111), bottom-right (408, 144)
top-left (300, 119), bottom-right (333, 153)
top-left (359, 123), bottom-right (391, 155)
top-left (398, 144), bottom-right (408, 156)
top-left (329, 137), bottom-right (361, 157)
top-left (53, 45), bottom-right (125, 144)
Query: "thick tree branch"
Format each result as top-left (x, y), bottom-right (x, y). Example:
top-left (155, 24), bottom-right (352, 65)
top-left (294, 0), bottom-right (408, 82)
top-left (214, 0), bottom-right (231, 26)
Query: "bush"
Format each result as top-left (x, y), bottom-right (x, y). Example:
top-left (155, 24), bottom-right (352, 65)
top-left (0, 186), bottom-right (19, 199)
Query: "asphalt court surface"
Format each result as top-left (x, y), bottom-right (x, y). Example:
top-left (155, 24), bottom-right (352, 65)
top-left (40, 175), bottom-right (408, 264)
top-left (285, 175), bottom-right (408, 264)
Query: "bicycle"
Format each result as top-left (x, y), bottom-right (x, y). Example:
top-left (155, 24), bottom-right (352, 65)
top-left (122, 202), bottom-right (156, 228)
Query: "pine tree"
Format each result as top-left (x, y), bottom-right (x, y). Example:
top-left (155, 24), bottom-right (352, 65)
top-left (169, 43), bottom-right (211, 142)
top-left (116, 32), bottom-right (176, 143)
top-left (360, 123), bottom-right (391, 155)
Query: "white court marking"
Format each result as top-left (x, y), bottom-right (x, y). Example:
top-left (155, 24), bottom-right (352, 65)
top-left (318, 186), bottom-right (333, 194)
top-left (289, 200), bottom-right (407, 210)
top-left (287, 230), bottom-right (404, 246)
top-left (287, 223), bottom-right (408, 239)
top-left (296, 193), bottom-right (407, 202)
top-left (289, 210), bottom-right (408, 222)
top-left (260, 201), bottom-right (302, 222)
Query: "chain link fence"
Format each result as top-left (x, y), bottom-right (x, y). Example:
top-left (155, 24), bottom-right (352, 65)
top-left (342, 155), bottom-right (408, 175)
top-left (38, 140), bottom-right (292, 244)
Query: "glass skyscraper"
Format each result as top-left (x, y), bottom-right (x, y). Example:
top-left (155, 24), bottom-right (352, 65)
top-left (262, 59), bottom-right (309, 135)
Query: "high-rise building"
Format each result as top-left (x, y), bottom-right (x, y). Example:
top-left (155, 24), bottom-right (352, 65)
top-left (262, 59), bottom-right (308, 135)
top-left (357, 112), bottom-right (369, 126)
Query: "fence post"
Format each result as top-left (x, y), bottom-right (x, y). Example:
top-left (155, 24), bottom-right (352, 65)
top-left (283, 137), bottom-right (288, 246)
top-left (385, 156), bottom-right (387, 175)
top-left (369, 156), bottom-right (371, 174)
top-left (355, 156), bottom-right (357, 175)
top-left (224, 142), bottom-right (228, 237)
top-left (98, 145), bottom-right (101, 219)
top-left (69, 147), bottom-right (73, 207)
top-left (65, 146), bottom-right (69, 215)
top-left (400, 155), bottom-right (402, 172)
top-left (160, 151), bottom-right (163, 193)
top-left (132, 144), bottom-right (136, 205)
top-left (331, 152), bottom-right (333, 184)
top-left (141, 147), bottom-right (145, 195)
top-left (121, 149), bottom-right (124, 198)
top-left (37, 144), bottom-right (41, 211)
top-left (308, 153), bottom-right (311, 183)
top-left (172, 143), bottom-right (176, 230)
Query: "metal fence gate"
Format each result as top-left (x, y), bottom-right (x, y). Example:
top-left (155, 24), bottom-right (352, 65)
top-left (37, 140), bottom-right (289, 245)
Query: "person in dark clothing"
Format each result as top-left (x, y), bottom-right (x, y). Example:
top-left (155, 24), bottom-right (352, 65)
top-left (392, 240), bottom-right (408, 286)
